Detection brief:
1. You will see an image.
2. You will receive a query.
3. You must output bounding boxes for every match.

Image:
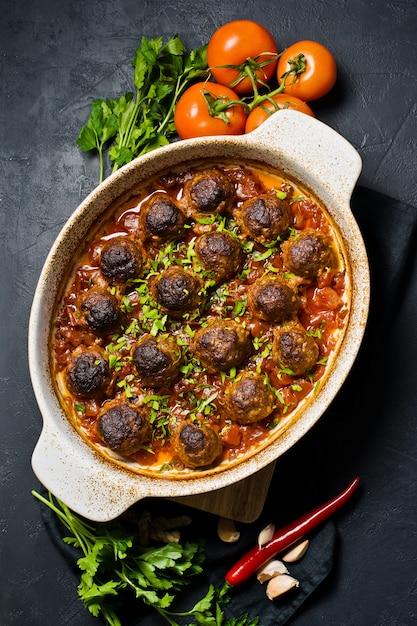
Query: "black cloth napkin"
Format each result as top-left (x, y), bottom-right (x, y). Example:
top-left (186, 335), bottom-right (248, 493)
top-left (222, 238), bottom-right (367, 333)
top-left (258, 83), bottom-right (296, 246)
top-left (38, 186), bottom-right (417, 626)
top-left (40, 466), bottom-right (337, 626)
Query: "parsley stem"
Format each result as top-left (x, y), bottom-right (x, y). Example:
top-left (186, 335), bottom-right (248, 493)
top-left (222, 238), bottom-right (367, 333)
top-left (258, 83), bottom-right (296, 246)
top-left (153, 607), bottom-right (181, 626)
top-left (157, 78), bottom-right (183, 135)
top-left (101, 607), bottom-right (123, 626)
top-left (157, 69), bottom-right (194, 136)
top-left (90, 126), bottom-right (105, 184)
top-left (32, 490), bottom-right (96, 556)
top-left (98, 142), bottom-right (105, 184)
top-left (112, 91), bottom-right (141, 174)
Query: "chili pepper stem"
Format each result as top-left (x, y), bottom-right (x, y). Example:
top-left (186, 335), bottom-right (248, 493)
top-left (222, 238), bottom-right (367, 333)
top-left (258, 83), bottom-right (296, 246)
top-left (225, 476), bottom-right (360, 586)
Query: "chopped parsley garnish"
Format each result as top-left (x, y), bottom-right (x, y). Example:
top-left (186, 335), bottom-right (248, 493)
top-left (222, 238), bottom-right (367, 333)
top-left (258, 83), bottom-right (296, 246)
top-left (117, 374), bottom-right (134, 398)
top-left (274, 188), bottom-right (288, 200)
top-left (252, 247), bottom-right (275, 262)
top-left (232, 298), bottom-right (247, 317)
top-left (143, 394), bottom-right (171, 442)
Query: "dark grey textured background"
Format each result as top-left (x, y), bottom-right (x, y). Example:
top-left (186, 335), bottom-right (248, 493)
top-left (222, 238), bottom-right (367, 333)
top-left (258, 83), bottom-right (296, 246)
top-left (1, 1), bottom-right (417, 624)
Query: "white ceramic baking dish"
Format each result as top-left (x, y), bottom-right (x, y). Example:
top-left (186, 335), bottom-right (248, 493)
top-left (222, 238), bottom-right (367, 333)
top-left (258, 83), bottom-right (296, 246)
top-left (29, 110), bottom-right (369, 521)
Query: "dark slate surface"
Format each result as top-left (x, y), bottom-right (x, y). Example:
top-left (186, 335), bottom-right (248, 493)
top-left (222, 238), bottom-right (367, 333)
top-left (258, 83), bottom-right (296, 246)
top-left (1, 1), bottom-right (417, 625)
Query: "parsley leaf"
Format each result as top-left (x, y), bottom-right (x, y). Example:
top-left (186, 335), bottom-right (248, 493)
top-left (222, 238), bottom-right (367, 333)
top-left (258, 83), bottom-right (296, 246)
top-left (32, 490), bottom-right (259, 626)
top-left (77, 35), bottom-right (208, 183)
top-left (76, 99), bottom-right (118, 182)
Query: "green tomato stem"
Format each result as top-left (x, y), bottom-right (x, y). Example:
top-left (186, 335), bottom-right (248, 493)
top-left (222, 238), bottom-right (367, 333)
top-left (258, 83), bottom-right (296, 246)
top-left (204, 51), bottom-right (307, 121)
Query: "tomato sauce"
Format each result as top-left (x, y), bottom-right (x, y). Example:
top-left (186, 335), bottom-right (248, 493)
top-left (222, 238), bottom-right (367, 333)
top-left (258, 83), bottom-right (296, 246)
top-left (51, 162), bottom-right (350, 475)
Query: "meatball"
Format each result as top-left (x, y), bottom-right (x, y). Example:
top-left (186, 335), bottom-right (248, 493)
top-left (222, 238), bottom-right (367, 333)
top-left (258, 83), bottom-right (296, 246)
top-left (281, 230), bottom-right (335, 279)
top-left (192, 319), bottom-right (251, 373)
top-left (248, 276), bottom-right (299, 323)
top-left (80, 289), bottom-right (122, 334)
top-left (152, 267), bottom-right (203, 318)
top-left (65, 347), bottom-right (110, 397)
top-left (132, 335), bottom-right (182, 388)
top-left (223, 372), bottom-right (276, 424)
top-left (195, 231), bottom-right (245, 283)
top-left (272, 324), bottom-right (319, 375)
top-left (139, 193), bottom-right (186, 243)
top-left (236, 192), bottom-right (291, 244)
top-left (172, 418), bottom-right (222, 469)
top-left (100, 236), bottom-right (143, 283)
top-left (96, 402), bottom-right (151, 456)
top-left (183, 169), bottom-right (235, 217)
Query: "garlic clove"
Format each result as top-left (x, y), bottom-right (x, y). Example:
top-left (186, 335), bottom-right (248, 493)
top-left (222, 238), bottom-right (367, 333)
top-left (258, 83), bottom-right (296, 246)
top-left (257, 559), bottom-right (289, 583)
top-left (282, 538), bottom-right (310, 562)
top-left (257, 522), bottom-right (275, 547)
top-left (217, 516), bottom-right (240, 543)
top-left (266, 574), bottom-right (300, 600)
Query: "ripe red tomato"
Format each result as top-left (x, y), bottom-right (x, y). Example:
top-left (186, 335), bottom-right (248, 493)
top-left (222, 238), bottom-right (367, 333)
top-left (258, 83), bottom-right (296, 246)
top-left (174, 82), bottom-right (247, 139)
top-left (207, 20), bottom-right (279, 94)
top-left (277, 40), bottom-right (337, 101)
top-left (245, 93), bottom-right (315, 133)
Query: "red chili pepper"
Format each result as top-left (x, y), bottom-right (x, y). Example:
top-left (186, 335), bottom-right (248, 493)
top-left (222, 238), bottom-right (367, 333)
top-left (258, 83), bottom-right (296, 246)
top-left (225, 476), bottom-right (360, 586)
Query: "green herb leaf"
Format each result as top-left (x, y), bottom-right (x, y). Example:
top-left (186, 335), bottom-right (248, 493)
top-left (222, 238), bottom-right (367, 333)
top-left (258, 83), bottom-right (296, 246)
top-left (274, 188), bottom-right (288, 200)
top-left (77, 35), bottom-right (209, 183)
top-left (76, 99), bottom-right (119, 182)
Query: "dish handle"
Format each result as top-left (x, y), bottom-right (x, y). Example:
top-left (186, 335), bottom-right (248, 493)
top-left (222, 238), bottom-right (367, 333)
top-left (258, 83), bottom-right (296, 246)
top-left (31, 420), bottom-right (152, 522)
top-left (245, 109), bottom-right (362, 204)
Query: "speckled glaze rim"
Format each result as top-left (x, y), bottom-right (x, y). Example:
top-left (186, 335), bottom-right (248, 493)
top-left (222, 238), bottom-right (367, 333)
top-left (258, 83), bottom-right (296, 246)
top-left (29, 110), bottom-right (370, 522)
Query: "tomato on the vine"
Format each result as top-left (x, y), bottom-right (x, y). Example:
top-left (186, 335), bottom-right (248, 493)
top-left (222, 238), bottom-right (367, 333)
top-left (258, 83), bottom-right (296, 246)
top-left (207, 20), bottom-right (279, 94)
top-left (174, 81), bottom-right (247, 140)
top-left (277, 40), bottom-right (337, 101)
top-left (245, 94), bottom-right (315, 133)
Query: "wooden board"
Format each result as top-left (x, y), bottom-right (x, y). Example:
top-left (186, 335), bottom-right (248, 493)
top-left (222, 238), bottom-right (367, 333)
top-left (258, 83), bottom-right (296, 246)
top-left (170, 461), bottom-right (275, 523)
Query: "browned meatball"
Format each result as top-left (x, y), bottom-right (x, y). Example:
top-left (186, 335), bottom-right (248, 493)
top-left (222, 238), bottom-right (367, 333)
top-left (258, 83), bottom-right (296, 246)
top-left (65, 346), bottom-right (110, 397)
top-left (96, 402), bottom-right (151, 456)
top-left (100, 236), bottom-right (143, 283)
top-left (132, 335), bottom-right (182, 388)
top-left (223, 372), bottom-right (276, 424)
top-left (152, 267), bottom-right (203, 318)
top-left (248, 276), bottom-right (299, 324)
top-left (281, 230), bottom-right (335, 279)
top-left (139, 193), bottom-right (186, 243)
top-left (172, 418), bottom-right (222, 468)
top-left (80, 289), bottom-right (123, 334)
top-left (195, 230), bottom-right (245, 283)
top-left (183, 169), bottom-right (235, 217)
top-left (192, 319), bottom-right (251, 373)
top-left (236, 192), bottom-right (291, 244)
top-left (272, 325), bottom-right (319, 375)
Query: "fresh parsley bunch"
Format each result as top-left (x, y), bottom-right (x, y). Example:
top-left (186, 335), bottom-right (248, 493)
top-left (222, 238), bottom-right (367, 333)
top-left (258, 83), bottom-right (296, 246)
top-left (76, 35), bottom-right (209, 183)
top-left (32, 490), bottom-right (259, 626)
